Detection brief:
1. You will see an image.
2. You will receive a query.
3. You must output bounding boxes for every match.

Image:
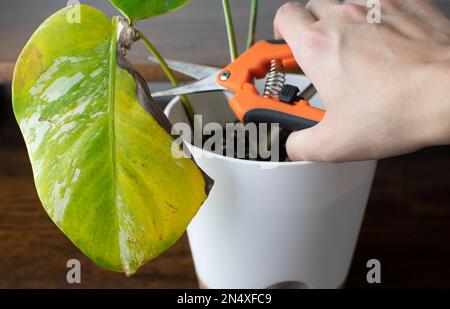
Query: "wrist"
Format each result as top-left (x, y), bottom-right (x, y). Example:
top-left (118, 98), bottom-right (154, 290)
top-left (415, 61), bottom-right (450, 148)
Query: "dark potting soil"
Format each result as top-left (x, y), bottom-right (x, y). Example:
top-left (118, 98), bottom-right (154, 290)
top-left (199, 123), bottom-right (291, 162)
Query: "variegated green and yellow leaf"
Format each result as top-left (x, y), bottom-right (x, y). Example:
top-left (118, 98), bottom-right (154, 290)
top-left (12, 4), bottom-right (211, 275)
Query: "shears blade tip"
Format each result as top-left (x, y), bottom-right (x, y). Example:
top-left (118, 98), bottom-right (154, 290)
top-left (148, 56), bottom-right (221, 80)
top-left (151, 75), bottom-right (226, 98)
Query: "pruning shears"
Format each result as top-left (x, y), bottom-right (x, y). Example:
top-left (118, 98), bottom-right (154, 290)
top-left (152, 40), bottom-right (325, 131)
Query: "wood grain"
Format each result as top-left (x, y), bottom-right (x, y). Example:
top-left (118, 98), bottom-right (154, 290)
top-left (0, 63), bottom-right (14, 84)
top-left (347, 146), bottom-right (450, 288)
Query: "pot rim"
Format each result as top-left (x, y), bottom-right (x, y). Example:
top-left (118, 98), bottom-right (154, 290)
top-left (164, 96), bottom-right (318, 167)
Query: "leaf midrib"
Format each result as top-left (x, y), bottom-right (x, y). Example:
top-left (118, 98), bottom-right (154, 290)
top-left (108, 17), bottom-right (120, 269)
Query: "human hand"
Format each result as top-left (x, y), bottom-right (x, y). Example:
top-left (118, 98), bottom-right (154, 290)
top-left (274, 0), bottom-right (450, 162)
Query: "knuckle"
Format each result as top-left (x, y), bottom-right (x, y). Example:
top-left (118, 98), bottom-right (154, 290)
top-left (274, 2), bottom-right (298, 28)
top-left (277, 2), bottom-right (299, 16)
top-left (304, 0), bottom-right (318, 12)
top-left (379, 0), bottom-right (399, 11)
top-left (338, 3), bottom-right (367, 21)
top-left (300, 26), bottom-right (328, 53)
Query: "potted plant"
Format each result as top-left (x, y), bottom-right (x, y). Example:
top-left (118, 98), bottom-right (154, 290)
top-left (12, 0), bottom-right (377, 288)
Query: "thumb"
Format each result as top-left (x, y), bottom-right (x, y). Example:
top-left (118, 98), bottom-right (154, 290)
top-left (286, 123), bottom-right (333, 162)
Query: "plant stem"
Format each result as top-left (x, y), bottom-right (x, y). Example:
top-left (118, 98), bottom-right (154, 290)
top-left (246, 0), bottom-right (259, 50)
top-left (222, 0), bottom-right (238, 61)
top-left (136, 30), bottom-right (195, 125)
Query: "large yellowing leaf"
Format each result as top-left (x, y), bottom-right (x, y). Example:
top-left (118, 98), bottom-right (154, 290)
top-left (109, 0), bottom-right (190, 24)
top-left (12, 5), bottom-right (211, 275)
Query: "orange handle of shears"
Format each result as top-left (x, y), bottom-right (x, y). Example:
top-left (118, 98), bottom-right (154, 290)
top-left (217, 40), bottom-right (325, 131)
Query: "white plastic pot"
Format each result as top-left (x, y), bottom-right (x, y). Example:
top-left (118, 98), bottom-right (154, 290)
top-left (164, 74), bottom-right (377, 289)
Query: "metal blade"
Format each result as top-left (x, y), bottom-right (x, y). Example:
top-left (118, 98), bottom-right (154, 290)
top-left (151, 73), bottom-right (226, 98)
top-left (148, 56), bottom-right (221, 80)
top-left (300, 83), bottom-right (317, 100)
top-left (223, 90), bottom-right (234, 101)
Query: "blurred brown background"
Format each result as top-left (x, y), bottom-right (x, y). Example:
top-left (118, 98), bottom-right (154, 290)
top-left (1, 0), bottom-right (450, 288)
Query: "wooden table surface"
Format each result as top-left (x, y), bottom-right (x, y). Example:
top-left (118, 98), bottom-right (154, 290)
top-left (1, 0), bottom-right (450, 289)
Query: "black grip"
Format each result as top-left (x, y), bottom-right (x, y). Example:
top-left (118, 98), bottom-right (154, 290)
top-left (243, 109), bottom-right (318, 131)
top-left (265, 39), bottom-right (286, 44)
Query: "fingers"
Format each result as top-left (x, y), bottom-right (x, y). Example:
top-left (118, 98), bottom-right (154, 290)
top-left (286, 114), bottom-right (370, 162)
top-left (286, 121), bottom-right (364, 162)
top-left (274, 2), bottom-right (316, 44)
top-left (286, 122), bottom-right (333, 162)
top-left (305, 0), bottom-right (339, 19)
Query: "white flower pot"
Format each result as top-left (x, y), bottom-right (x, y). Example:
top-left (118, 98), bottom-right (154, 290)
top-left (164, 74), bottom-right (377, 289)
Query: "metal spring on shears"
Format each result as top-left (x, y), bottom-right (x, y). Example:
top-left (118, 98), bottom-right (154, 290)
top-left (263, 59), bottom-right (286, 98)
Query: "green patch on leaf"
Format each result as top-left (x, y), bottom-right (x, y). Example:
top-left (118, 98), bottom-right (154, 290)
top-left (109, 0), bottom-right (190, 24)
